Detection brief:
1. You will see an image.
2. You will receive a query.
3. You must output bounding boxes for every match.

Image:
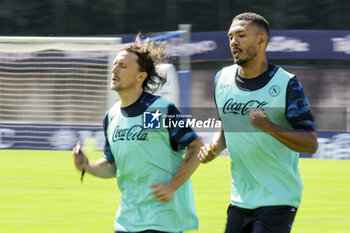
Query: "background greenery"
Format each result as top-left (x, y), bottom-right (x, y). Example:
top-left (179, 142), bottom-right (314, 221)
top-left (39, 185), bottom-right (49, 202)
top-left (1, 150), bottom-right (349, 232)
top-left (0, 0), bottom-right (349, 36)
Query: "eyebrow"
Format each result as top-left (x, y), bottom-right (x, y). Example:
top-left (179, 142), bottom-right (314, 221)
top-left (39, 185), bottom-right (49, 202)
top-left (113, 59), bottom-right (126, 65)
top-left (227, 30), bottom-right (246, 37)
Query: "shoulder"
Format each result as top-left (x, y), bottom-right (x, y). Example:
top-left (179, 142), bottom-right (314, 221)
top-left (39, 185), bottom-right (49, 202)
top-left (286, 77), bottom-right (307, 108)
top-left (285, 77), bottom-right (316, 130)
top-left (274, 65), bottom-right (296, 80)
top-left (140, 92), bottom-right (160, 107)
top-left (151, 95), bottom-right (175, 109)
top-left (221, 64), bottom-right (238, 75)
top-left (108, 101), bottom-right (121, 114)
top-left (103, 101), bottom-right (121, 130)
top-left (287, 76), bottom-right (303, 89)
top-left (215, 64), bottom-right (238, 86)
top-left (286, 77), bottom-right (306, 99)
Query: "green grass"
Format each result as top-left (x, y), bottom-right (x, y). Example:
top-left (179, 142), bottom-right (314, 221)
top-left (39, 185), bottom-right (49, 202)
top-left (0, 150), bottom-right (349, 233)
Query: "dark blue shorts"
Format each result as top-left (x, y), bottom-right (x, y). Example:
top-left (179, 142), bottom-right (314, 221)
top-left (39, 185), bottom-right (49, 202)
top-left (225, 204), bottom-right (298, 233)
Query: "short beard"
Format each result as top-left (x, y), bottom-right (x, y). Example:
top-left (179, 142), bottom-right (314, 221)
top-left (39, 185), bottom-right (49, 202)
top-left (233, 46), bottom-right (258, 67)
top-left (234, 58), bottom-right (249, 66)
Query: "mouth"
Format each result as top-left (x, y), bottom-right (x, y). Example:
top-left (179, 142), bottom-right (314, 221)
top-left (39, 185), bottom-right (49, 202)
top-left (112, 75), bottom-right (120, 83)
top-left (111, 76), bottom-right (120, 88)
top-left (231, 47), bottom-right (242, 56)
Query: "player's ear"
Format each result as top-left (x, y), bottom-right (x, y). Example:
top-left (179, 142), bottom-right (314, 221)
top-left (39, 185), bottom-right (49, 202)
top-left (137, 71), bottom-right (147, 83)
top-left (258, 33), bottom-right (268, 48)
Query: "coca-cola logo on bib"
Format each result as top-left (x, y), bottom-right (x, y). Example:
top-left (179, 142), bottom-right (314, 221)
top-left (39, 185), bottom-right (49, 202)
top-left (223, 98), bottom-right (268, 115)
top-left (112, 125), bottom-right (148, 142)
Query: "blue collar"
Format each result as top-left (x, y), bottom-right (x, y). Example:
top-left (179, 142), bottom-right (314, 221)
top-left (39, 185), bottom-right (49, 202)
top-left (120, 91), bottom-right (160, 117)
top-left (235, 63), bottom-right (279, 91)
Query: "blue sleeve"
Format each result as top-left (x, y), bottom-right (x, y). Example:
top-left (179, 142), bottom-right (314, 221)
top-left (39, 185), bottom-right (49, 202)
top-left (286, 77), bottom-right (316, 131)
top-left (214, 70), bottom-right (222, 120)
top-left (214, 70), bottom-right (222, 89)
top-left (213, 70), bottom-right (222, 108)
top-left (166, 104), bottom-right (198, 151)
top-left (102, 111), bottom-right (115, 162)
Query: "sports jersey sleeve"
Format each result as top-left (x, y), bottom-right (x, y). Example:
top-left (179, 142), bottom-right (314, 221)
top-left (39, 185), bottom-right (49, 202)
top-left (286, 77), bottom-right (316, 131)
top-left (166, 104), bottom-right (198, 151)
top-left (102, 112), bottom-right (114, 162)
top-left (213, 70), bottom-right (222, 110)
top-left (214, 70), bottom-right (222, 121)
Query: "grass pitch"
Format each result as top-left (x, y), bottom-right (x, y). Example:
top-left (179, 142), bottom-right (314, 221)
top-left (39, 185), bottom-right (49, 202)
top-left (0, 150), bottom-right (349, 233)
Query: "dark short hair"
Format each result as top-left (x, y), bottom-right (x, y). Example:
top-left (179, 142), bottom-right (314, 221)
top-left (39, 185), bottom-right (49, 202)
top-left (123, 34), bottom-right (168, 93)
top-left (233, 12), bottom-right (270, 41)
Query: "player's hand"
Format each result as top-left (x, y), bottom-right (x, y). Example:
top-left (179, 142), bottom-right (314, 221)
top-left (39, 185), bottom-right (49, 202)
top-left (150, 182), bottom-right (176, 202)
top-left (248, 108), bottom-right (273, 132)
top-left (72, 142), bottom-right (89, 172)
top-left (198, 144), bottom-right (218, 163)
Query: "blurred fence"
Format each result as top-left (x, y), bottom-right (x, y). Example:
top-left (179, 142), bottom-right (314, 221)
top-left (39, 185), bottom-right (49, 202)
top-left (0, 31), bottom-right (350, 158)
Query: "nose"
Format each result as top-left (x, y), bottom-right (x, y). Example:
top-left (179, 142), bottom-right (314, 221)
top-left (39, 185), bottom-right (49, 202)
top-left (111, 64), bottom-right (119, 74)
top-left (230, 36), bottom-right (239, 47)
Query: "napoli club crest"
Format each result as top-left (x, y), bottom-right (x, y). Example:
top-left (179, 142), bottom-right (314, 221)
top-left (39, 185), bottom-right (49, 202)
top-left (269, 85), bottom-right (281, 97)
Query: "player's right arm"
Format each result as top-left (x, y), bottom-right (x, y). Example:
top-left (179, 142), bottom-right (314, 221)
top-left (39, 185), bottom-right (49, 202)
top-left (85, 158), bottom-right (117, 178)
top-left (73, 143), bottom-right (117, 179)
top-left (199, 70), bottom-right (227, 163)
top-left (198, 127), bottom-right (226, 163)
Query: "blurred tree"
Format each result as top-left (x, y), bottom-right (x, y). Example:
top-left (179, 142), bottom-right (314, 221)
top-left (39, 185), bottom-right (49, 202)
top-left (122, 0), bottom-right (167, 34)
top-left (0, 0), bottom-right (349, 36)
top-left (164, 0), bottom-right (177, 31)
top-left (0, 0), bottom-right (55, 35)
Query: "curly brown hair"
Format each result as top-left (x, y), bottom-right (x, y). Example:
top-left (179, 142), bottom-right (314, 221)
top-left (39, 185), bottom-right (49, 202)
top-left (123, 34), bottom-right (168, 93)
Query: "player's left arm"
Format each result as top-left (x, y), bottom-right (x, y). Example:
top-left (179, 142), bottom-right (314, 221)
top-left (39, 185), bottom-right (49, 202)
top-left (249, 108), bottom-right (317, 153)
top-left (249, 77), bottom-right (318, 154)
top-left (151, 103), bottom-right (202, 202)
top-left (151, 137), bottom-right (202, 202)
